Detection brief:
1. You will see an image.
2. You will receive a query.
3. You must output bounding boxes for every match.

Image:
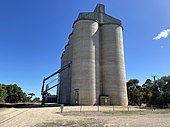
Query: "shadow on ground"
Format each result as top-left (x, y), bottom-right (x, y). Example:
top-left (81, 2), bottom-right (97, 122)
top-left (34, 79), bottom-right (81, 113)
top-left (0, 103), bottom-right (60, 108)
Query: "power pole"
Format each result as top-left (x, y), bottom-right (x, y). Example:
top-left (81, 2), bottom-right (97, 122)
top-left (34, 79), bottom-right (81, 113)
top-left (152, 76), bottom-right (157, 82)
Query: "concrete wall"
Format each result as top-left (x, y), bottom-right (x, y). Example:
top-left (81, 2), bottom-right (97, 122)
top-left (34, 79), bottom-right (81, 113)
top-left (71, 20), bottom-right (99, 105)
top-left (101, 24), bottom-right (128, 106)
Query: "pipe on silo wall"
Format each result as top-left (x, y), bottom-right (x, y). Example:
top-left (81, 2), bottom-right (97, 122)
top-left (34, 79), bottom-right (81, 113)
top-left (101, 24), bottom-right (128, 106)
top-left (71, 20), bottom-right (100, 105)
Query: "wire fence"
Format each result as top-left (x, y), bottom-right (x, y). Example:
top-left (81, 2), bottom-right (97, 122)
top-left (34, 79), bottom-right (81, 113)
top-left (55, 105), bottom-right (170, 113)
top-left (56, 106), bottom-right (144, 113)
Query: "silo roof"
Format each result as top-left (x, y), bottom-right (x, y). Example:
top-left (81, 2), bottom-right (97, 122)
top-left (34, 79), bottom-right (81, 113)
top-left (74, 4), bottom-right (122, 26)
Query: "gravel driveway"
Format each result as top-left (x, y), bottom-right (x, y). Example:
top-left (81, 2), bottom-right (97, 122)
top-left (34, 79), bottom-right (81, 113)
top-left (0, 105), bottom-right (170, 127)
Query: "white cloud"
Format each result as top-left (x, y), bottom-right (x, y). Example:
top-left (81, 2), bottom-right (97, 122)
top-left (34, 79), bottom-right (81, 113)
top-left (153, 29), bottom-right (170, 40)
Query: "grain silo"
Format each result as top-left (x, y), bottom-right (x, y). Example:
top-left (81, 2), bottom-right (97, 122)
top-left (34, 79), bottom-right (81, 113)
top-left (59, 4), bottom-right (128, 106)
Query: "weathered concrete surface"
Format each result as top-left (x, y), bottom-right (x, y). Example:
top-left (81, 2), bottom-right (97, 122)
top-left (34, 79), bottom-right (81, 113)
top-left (101, 24), bottom-right (128, 106)
top-left (59, 44), bottom-right (71, 104)
top-left (77, 4), bottom-right (122, 26)
top-left (71, 20), bottom-right (99, 105)
top-left (59, 4), bottom-right (128, 106)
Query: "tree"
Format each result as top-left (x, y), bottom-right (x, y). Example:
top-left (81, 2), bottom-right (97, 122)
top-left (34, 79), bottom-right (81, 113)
top-left (127, 79), bottom-right (141, 105)
top-left (155, 76), bottom-right (170, 105)
top-left (5, 84), bottom-right (27, 103)
top-left (127, 75), bottom-right (170, 106)
top-left (33, 97), bottom-right (40, 102)
top-left (141, 79), bottom-right (154, 104)
top-left (0, 84), bottom-right (7, 102)
top-left (28, 93), bottom-right (35, 101)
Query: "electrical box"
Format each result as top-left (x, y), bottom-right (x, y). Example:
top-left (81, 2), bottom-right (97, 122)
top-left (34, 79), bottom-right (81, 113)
top-left (100, 96), bottom-right (110, 105)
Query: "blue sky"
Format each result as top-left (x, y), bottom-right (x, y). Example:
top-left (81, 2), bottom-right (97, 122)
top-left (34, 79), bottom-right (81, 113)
top-left (0, 0), bottom-right (170, 97)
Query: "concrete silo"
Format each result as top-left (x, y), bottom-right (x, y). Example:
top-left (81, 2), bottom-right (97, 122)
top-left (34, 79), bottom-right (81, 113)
top-left (101, 24), bottom-right (127, 105)
top-left (71, 20), bottom-right (100, 105)
top-left (59, 4), bottom-right (128, 106)
top-left (59, 44), bottom-right (71, 104)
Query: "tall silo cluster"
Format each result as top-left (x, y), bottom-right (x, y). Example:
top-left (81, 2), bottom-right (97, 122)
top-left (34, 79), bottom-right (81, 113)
top-left (59, 4), bottom-right (128, 106)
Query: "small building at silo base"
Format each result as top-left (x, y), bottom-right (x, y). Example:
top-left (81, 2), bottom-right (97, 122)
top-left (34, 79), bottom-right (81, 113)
top-left (58, 4), bottom-right (128, 106)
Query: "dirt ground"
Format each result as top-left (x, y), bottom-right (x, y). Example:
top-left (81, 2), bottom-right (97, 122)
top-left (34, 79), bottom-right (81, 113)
top-left (0, 105), bottom-right (170, 127)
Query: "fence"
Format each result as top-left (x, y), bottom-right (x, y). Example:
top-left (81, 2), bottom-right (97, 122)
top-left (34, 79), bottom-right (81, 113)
top-left (56, 105), bottom-right (146, 113)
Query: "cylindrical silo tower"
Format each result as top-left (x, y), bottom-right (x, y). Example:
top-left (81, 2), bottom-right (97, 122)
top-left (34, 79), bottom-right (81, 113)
top-left (59, 4), bottom-right (128, 106)
top-left (59, 33), bottom-right (74, 104)
top-left (101, 24), bottom-right (128, 106)
top-left (71, 19), bottom-right (100, 105)
top-left (59, 44), bottom-right (71, 104)
top-left (59, 50), bottom-right (66, 103)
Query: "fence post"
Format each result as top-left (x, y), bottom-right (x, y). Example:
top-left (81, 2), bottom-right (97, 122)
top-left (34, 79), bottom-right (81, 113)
top-left (151, 105), bottom-right (153, 111)
top-left (80, 106), bottom-right (82, 112)
top-left (60, 104), bottom-right (64, 113)
top-left (98, 105), bottom-right (100, 112)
